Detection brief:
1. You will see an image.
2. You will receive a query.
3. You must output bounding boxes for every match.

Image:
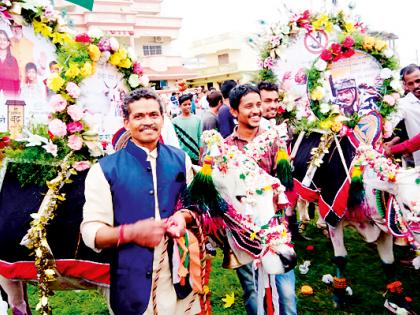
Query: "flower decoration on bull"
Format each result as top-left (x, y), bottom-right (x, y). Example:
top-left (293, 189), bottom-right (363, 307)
top-left (254, 9), bottom-right (402, 133)
top-left (1, 1), bottom-right (148, 312)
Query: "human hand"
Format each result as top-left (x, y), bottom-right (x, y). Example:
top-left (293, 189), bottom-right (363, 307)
top-left (383, 137), bottom-right (400, 157)
top-left (166, 212), bottom-right (187, 239)
top-left (125, 218), bottom-right (167, 248)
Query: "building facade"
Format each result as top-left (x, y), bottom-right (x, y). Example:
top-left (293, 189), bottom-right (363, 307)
top-left (55, 0), bottom-right (196, 89)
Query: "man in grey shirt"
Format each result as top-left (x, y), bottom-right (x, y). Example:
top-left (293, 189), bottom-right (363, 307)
top-left (201, 90), bottom-right (223, 132)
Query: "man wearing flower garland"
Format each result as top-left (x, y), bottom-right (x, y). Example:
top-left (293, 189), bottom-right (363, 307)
top-left (81, 88), bottom-right (200, 314)
top-left (225, 84), bottom-right (297, 315)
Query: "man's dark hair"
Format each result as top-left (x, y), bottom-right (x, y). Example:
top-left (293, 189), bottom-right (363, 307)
top-left (257, 81), bottom-right (278, 92)
top-left (123, 88), bottom-right (163, 119)
top-left (400, 64), bottom-right (419, 81)
top-left (178, 93), bottom-right (193, 105)
top-left (49, 60), bottom-right (57, 68)
top-left (220, 80), bottom-right (237, 99)
top-left (229, 84), bottom-right (260, 111)
top-left (207, 90), bottom-right (223, 108)
top-left (172, 92), bottom-right (176, 96)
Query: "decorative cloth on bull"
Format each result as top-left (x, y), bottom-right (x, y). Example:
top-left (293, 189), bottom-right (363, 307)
top-left (183, 128), bottom-right (296, 315)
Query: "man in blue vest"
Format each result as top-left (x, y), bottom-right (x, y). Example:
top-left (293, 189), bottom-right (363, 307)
top-left (81, 88), bottom-right (199, 314)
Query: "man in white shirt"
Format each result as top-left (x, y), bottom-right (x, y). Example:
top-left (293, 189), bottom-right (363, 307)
top-left (389, 64), bottom-right (420, 166)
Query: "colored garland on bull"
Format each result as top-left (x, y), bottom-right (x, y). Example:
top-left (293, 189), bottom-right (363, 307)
top-left (255, 10), bottom-right (402, 132)
top-left (0, 0), bottom-right (148, 313)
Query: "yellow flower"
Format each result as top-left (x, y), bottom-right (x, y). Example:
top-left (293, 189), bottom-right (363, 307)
top-left (312, 15), bottom-right (332, 32)
top-left (250, 231), bottom-right (257, 241)
top-left (118, 48), bottom-right (128, 60)
top-left (331, 120), bottom-right (343, 133)
top-left (362, 36), bottom-right (375, 50)
top-left (51, 32), bottom-right (68, 45)
top-left (47, 74), bottom-right (65, 92)
top-left (344, 22), bottom-right (354, 33)
top-left (374, 39), bottom-right (387, 51)
top-left (65, 64), bottom-right (80, 79)
top-left (319, 120), bottom-right (332, 130)
top-left (88, 44), bottom-right (101, 61)
top-left (118, 58), bottom-right (132, 69)
top-left (32, 20), bottom-right (52, 38)
top-left (80, 62), bottom-right (93, 77)
top-left (324, 21), bottom-right (333, 33)
top-left (310, 86), bottom-right (324, 101)
top-left (109, 52), bottom-right (122, 66)
top-left (222, 292), bottom-right (235, 308)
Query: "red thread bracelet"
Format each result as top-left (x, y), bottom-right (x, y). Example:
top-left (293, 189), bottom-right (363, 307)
top-left (117, 224), bottom-right (126, 247)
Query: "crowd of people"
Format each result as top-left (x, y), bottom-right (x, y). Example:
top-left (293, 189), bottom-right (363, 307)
top-left (80, 60), bottom-right (420, 314)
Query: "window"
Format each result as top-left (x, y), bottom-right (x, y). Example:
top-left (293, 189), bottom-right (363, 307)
top-left (143, 45), bottom-right (162, 56)
top-left (218, 53), bottom-right (229, 65)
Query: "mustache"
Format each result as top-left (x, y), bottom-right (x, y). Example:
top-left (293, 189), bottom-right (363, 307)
top-left (139, 125), bottom-right (159, 131)
top-left (248, 113), bottom-right (261, 118)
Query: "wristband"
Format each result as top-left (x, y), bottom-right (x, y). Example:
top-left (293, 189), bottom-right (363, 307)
top-left (117, 224), bottom-right (126, 247)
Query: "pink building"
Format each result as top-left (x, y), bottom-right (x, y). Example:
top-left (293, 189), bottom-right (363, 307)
top-left (55, 0), bottom-right (196, 90)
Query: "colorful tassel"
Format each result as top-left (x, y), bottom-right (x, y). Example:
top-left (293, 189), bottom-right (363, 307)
top-left (276, 148), bottom-right (293, 191)
top-left (182, 156), bottom-right (227, 216)
top-left (347, 164), bottom-right (365, 210)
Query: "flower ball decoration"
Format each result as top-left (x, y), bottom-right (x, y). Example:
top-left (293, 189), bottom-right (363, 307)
top-left (254, 10), bottom-right (402, 132)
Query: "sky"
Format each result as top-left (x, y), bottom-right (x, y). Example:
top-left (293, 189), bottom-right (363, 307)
top-left (161, 0), bottom-right (418, 67)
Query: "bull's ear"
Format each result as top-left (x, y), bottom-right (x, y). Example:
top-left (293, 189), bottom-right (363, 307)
top-left (192, 165), bottom-right (202, 176)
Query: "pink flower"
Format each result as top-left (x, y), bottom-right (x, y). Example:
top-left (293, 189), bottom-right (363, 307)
top-left (48, 119), bottom-right (67, 137)
top-left (342, 36), bottom-right (355, 48)
top-left (49, 94), bottom-right (67, 112)
top-left (75, 33), bottom-right (91, 43)
top-left (320, 49), bottom-right (333, 61)
top-left (73, 161), bottom-right (91, 171)
top-left (67, 105), bottom-right (84, 121)
top-left (67, 135), bottom-right (83, 151)
top-left (383, 94), bottom-right (396, 106)
top-left (43, 5), bottom-right (54, 18)
top-left (67, 121), bottom-right (84, 134)
top-left (65, 82), bottom-right (81, 99)
top-left (383, 120), bottom-right (393, 138)
top-left (133, 62), bottom-right (144, 75)
top-left (97, 37), bottom-right (111, 51)
top-left (391, 93), bottom-right (400, 101)
top-left (263, 56), bottom-right (274, 69)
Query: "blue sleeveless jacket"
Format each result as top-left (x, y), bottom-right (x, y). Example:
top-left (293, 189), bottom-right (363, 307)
top-left (99, 140), bottom-right (187, 314)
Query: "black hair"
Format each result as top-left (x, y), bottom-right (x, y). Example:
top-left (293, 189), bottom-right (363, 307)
top-left (122, 88), bottom-right (163, 119)
top-left (229, 84), bottom-right (260, 111)
top-left (400, 64), bottom-right (419, 81)
top-left (49, 60), bottom-right (57, 68)
top-left (25, 62), bottom-right (37, 73)
top-left (220, 80), bottom-right (237, 99)
top-left (207, 90), bottom-right (223, 108)
top-left (257, 81), bottom-right (278, 92)
top-left (178, 93), bottom-right (193, 105)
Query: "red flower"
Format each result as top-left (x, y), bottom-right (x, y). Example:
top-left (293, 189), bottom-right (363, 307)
top-left (342, 36), bottom-right (355, 48)
top-left (306, 245), bottom-right (314, 251)
top-left (320, 49), bottom-right (333, 61)
top-left (405, 296), bottom-right (413, 303)
top-left (75, 33), bottom-right (91, 43)
top-left (101, 140), bottom-right (108, 150)
top-left (342, 48), bottom-right (355, 58)
top-left (48, 130), bottom-right (54, 140)
top-left (331, 43), bottom-right (342, 55)
top-left (0, 136), bottom-right (10, 149)
top-left (133, 62), bottom-right (144, 75)
top-left (332, 53), bottom-right (342, 62)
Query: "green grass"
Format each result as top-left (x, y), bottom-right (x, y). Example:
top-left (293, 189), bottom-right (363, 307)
top-left (25, 224), bottom-right (419, 314)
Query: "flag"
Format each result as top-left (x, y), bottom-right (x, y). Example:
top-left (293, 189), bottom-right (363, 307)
top-left (66, 0), bottom-right (94, 11)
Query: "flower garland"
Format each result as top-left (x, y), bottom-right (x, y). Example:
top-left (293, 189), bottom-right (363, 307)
top-left (0, 1), bottom-right (148, 312)
top-left (255, 10), bottom-right (402, 132)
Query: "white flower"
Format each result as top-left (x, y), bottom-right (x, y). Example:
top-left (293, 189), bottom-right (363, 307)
top-left (127, 47), bottom-right (138, 62)
top-left (319, 103), bottom-right (331, 114)
top-left (139, 75), bottom-right (150, 87)
top-left (280, 24), bottom-right (290, 35)
top-left (383, 48), bottom-right (394, 59)
top-left (314, 59), bottom-right (327, 71)
top-left (390, 79), bottom-right (403, 93)
top-left (128, 74), bottom-right (140, 88)
top-left (413, 256), bottom-right (420, 270)
top-left (42, 141), bottom-right (58, 157)
top-left (346, 286), bottom-right (353, 296)
top-left (109, 37), bottom-right (119, 51)
top-left (322, 274), bottom-right (333, 284)
top-left (88, 28), bottom-right (104, 39)
top-left (380, 68), bottom-right (392, 79)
